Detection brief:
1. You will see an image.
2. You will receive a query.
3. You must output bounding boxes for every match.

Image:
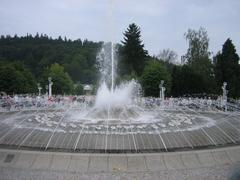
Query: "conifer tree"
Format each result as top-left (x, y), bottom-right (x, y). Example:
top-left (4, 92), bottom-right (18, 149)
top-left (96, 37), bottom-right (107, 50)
top-left (120, 23), bottom-right (148, 76)
top-left (214, 38), bottom-right (240, 97)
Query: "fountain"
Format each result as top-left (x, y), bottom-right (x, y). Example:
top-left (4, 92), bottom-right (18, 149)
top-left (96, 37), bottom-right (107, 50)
top-left (0, 2), bottom-right (239, 153)
top-left (86, 42), bottom-right (141, 121)
top-left (0, 41), bottom-right (239, 153)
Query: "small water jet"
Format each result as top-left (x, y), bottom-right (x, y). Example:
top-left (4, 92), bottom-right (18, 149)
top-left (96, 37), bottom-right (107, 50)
top-left (88, 81), bottom-right (140, 120)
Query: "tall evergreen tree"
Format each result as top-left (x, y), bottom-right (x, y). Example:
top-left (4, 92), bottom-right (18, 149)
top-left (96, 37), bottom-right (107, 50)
top-left (120, 23), bottom-right (148, 76)
top-left (214, 38), bottom-right (240, 97)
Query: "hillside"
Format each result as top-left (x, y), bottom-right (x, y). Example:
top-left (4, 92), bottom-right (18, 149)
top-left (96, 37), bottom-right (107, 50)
top-left (0, 34), bottom-right (102, 84)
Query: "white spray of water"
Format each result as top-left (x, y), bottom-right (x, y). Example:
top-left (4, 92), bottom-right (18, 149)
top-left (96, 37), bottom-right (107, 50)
top-left (96, 43), bottom-right (116, 89)
top-left (111, 41), bottom-right (114, 92)
top-left (91, 0), bottom-right (141, 120)
top-left (95, 80), bottom-right (138, 109)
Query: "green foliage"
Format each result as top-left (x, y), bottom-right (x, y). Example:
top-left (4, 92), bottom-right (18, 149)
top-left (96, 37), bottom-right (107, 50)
top-left (120, 23), bottom-right (148, 76)
top-left (0, 62), bottom-right (36, 94)
top-left (42, 63), bottom-right (74, 95)
top-left (171, 65), bottom-right (209, 96)
top-left (141, 60), bottom-right (171, 97)
top-left (181, 27), bottom-right (216, 95)
top-left (184, 27), bottom-right (210, 64)
top-left (214, 39), bottom-right (240, 97)
top-left (0, 30), bottom-right (239, 98)
top-left (74, 83), bottom-right (84, 95)
top-left (171, 63), bottom-right (216, 97)
top-left (171, 65), bottom-right (182, 96)
top-left (180, 65), bottom-right (206, 94)
top-left (0, 34), bottom-right (102, 84)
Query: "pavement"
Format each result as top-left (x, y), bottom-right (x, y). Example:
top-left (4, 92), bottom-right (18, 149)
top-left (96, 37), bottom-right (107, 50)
top-left (0, 145), bottom-right (240, 180)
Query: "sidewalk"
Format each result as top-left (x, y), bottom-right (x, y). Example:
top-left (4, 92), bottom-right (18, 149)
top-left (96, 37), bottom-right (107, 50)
top-left (0, 145), bottom-right (240, 179)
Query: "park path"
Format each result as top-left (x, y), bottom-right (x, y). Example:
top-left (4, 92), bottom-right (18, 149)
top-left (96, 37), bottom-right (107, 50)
top-left (0, 145), bottom-right (240, 179)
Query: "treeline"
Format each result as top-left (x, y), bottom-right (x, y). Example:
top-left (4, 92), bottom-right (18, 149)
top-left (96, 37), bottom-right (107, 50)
top-left (0, 24), bottom-right (239, 98)
top-left (0, 34), bottom-right (102, 94)
top-left (118, 24), bottom-right (240, 98)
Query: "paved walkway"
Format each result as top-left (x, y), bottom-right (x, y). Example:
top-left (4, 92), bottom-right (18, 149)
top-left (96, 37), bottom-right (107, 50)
top-left (0, 146), bottom-right (240, 179)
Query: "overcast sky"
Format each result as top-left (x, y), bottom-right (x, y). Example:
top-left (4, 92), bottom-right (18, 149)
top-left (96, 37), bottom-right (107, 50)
top-left (0, 0), bottom-right (239, 60)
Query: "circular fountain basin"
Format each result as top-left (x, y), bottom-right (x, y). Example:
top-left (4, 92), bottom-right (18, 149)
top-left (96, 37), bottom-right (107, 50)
top-left (0, 107), bottom-right (239, 153)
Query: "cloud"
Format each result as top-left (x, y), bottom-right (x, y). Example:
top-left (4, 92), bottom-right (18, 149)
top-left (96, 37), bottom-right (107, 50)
top-left (0, 0), bottom-right (239, 59)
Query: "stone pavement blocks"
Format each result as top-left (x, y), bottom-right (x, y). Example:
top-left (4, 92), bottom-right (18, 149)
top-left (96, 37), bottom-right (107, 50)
top-left (129, 172), bottom-right (168, 180)
top-left (164, 154), bottom-right (185, 170)
top-left (188, 165), bottom-right (231, 180)
top-left (0, 152), bottom-right (20, 167)
top-left (0, 151), bottom-right (7, 165)
top-left (108, 155), bottom-right (127, 172)
top-left (32, 153), bottom-right (53, 170)
top-left (127, 155), bottom-right (147, 172)
top-left (212, 150), bottom-right (231, 165)
top-left (14, 152), bottom-right (36, 169)
top-left (145, 154), bottom-right (166, 171)
top-left (167, 169), bottom-right (192, 180)
top-left (197, 151), bottom-right (216, 167)
top-left (88, 156), bottom-right (108, 172)
top-left (226, 147), bottom-right (240, 163)
top-left (181, 153), bottom-right (201, 168)
top-left (50, 154), bottom-right (71, 171)
top-left (68, 155), bottom-right (89, 172)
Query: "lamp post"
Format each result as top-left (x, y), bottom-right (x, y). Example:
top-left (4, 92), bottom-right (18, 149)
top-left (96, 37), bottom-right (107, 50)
top-left (37, 83), bottom-right (42, 96)
top-left (48, 77), bottom-right (53, 98)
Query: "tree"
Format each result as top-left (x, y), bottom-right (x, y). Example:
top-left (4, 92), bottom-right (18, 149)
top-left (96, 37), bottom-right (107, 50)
top-left (120, 23), bottom-right (148, 76)
top-left (157, 49), bottom-right (178, 64)
top-left (42, 63), bottom-right (74, 95)
top-left (141, 60), bottom-right (171, 97)
top-left (13, 62), bottom-right (36, 93)
top-left (0, 34), bottom-right (102, 85)
top-left (74, 83), bottom-right (84, 95)
top-left (184, 27), bottom-right (210, 65)
top-left (183, 27), bottom-right (215, 94)
top-left (214, 39), bottom-right (240, 97)
top-left (0, 63), bottom-right (36, 94)
top-left (171, 65), bottom-right (182, 96)
top-left (171, 63), bottom-right (217, 97)
top-left (65, 53), bottom-right (87, 81)
top-left (180, 65), bottom-right (206, 95)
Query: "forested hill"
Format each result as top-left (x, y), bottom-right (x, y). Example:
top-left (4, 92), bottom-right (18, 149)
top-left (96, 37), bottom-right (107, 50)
top-left (0, 34), bottom-right (102, 84)
top-left (0, 25), bottom-right (239, 98)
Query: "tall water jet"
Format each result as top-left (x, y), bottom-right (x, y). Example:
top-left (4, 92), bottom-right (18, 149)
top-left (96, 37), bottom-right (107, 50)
top-left (96, 42), bottom-right (116, 90)
top-left (93, 40), bottom-right (141, 121)
top-left (111, 41), bottom-right (114, 92)
top-left (94, 0), bottom-right (143, 120)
